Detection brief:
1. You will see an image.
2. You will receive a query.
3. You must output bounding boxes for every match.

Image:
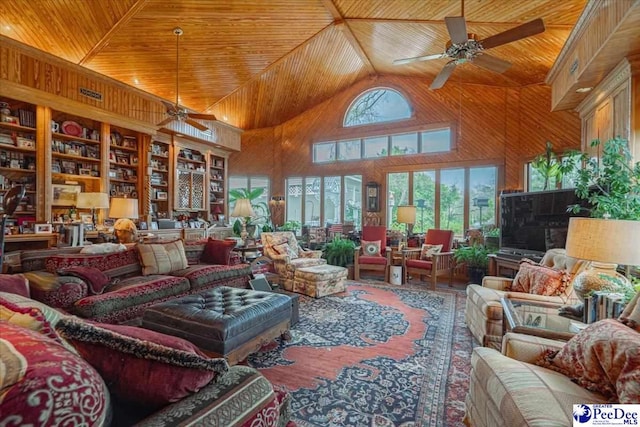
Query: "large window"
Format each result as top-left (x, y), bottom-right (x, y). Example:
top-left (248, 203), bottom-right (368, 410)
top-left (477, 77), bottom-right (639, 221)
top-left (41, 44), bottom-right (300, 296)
top-left (228, 176), bottom-right (270, 218)
top-left (344, 88), bottom-right (411, 127)
top-left (386, 166), bottom-right (498, 237)
top-left (285, 175), bottom-right (362, 231)
top-left (525, 152), bottom-right (581, 192)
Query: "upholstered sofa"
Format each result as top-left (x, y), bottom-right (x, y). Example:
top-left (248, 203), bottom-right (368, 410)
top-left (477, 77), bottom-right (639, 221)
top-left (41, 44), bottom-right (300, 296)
top-left (16, 240), bottom-right (252, 323)
top-left (465, 248), bottom-right (586, 349)
top-left (465, 295), bottom-right (640, 427)
top-left (0, 290), bottom-right (291, 426)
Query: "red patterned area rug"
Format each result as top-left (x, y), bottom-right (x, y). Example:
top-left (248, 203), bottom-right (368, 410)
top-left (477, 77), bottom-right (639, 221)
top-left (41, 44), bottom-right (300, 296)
top-left (247, 281), bottom-right (474, 427)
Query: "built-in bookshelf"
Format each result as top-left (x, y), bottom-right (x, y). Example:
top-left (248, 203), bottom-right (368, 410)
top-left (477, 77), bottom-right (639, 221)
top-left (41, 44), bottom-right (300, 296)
top-left (149, 138), bottom-right (171, 218)
top-left (108, 127), bottom-right (140, 199)
top-left (209, 153), bottom-right (226, 222)
top-left (0, 97), bottom-right (37, 228)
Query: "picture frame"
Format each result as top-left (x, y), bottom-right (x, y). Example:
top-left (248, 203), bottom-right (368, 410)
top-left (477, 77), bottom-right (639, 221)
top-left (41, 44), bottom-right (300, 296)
top-left (150, 221), bottom-right (159, 230)
top-left (1, 115), bottom-right (20, 125)
top-left (139, 221), bottom-right (148, 230)
top-left (34, 223), bottom-right (53, 234)
top-left (52, 184), bottom-right (81, 206)
top-left (79, 168), bottom-right (92, 176)
top-left (157, 191), bottom-right (168, 200)
top-left (52, 163), bottom-right (61, 174)
top-left (80, 214), bottom-right (93, 225)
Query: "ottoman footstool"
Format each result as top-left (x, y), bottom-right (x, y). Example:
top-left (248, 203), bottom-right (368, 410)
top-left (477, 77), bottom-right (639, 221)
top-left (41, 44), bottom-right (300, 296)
top-left (141, 286), bottom-right (292, 365)
top-left (294, 264), bottom-right (348, 298)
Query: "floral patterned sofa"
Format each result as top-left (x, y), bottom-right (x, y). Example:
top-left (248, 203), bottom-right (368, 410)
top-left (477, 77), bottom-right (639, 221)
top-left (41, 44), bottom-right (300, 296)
top-left (16, 240), bottom-right (252, 324)
top-left (0, 289), bottom-right (291, 426)
top-left (464, 291), bottom-right (640, 426)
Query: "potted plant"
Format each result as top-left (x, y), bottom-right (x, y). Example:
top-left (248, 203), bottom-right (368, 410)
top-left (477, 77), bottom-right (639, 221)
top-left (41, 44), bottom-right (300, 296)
top-left (229, 188), bottom-right (270, 237)
top-left (530, 141), bottom-right (580, 190)
top-left (323, 236), bottom-right (356, 268)
top-left (453, 244), bottom-right (490, 284)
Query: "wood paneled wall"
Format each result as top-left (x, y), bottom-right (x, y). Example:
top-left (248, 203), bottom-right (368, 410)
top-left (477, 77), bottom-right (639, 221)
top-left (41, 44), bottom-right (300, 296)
top-left (230, 74), bottom-right (581, 213)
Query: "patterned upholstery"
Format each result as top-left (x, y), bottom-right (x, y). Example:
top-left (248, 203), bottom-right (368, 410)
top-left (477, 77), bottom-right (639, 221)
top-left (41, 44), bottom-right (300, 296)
top-left (294, 264), bottom-right (348, 297)
top-left (402, 229), bottom-right (454, 289)
top-left (464, 333), bottom-right (609, 426)
top-left (354, 226), bottom-right (391, 281)
top-left (261, 232), bottom-right (326, 291)
top-left (465, 248), bottom-right (585, 349)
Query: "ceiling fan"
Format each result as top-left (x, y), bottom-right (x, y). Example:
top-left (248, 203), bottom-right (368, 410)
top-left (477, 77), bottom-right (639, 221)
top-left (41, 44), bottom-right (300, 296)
top-left (158, 27), bottom-right (217, 132)
top-left (393, 1), bottom-right (545, 90)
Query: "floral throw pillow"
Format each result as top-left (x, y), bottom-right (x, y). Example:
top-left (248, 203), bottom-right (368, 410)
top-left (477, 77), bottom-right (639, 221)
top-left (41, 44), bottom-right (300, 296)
top-left (361, 240), bottom-right (382, 257)
top-left (509, 260), bottom-right (569, 296)
top-left (536, 319), bottom-right (640, 403)
top-left (420, 244), bottom-right (443, 260)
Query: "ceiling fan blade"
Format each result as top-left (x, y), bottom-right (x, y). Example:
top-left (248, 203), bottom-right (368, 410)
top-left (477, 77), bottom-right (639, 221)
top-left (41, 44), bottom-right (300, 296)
top-left (472, 54), bottom-right (512, 74)
top-left (188, 113), bottom-right (217, 121)
top-left (185, 118), bottom-right (209, 132)
top-left (480, 18), bottom-right (545, 50)
top-left (430, 61), bottom-right (457, 90)
top-left (445, 16), bottom-right (469, 45)
top-left (393, 53), bottom-right (447, 66)
top-left (157, 117), bottom-right (174, 127)
top-left (161, 100), bottom-right (176, 111)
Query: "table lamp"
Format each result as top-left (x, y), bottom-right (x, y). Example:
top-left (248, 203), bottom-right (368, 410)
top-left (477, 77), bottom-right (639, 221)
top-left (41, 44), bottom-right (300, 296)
top-left (564, 217), bottom-right (640, 314)
top-left (230, 198), bottom-right (255, 245)
top-left (396, 205), bottom-right (416, 248)
top-left (109, 197), bottom-right (139, 243)
top-left (76, 192), bottom-right (110, 228)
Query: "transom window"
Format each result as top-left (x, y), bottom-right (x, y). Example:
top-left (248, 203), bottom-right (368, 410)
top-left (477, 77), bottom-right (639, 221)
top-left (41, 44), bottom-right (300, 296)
top-left (344, 88), bottom-right (411, 127)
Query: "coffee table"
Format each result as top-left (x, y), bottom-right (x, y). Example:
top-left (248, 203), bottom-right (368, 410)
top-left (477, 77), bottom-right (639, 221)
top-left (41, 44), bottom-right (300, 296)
top-left (501, 296), bottom-right (586, 341)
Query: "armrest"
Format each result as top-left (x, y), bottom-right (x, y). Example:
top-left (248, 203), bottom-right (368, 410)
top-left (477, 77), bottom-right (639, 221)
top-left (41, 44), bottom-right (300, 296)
top-left (299, 249), bottom-right (322, 259)
top-left (482, 275), bottom-right (513, 290)
top-left (23, 271), bottom-right (88, 309)
top-left (501, 332), bottom-right (566, 364)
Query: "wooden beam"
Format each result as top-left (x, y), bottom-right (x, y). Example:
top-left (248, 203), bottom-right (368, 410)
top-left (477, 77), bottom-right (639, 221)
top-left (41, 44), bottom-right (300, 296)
top-left (321, 0), bottom-right (377, 76)
top-left (345, 17), bottom-right (575, 30)
top-left (79, 0), bottom-right (151, 66)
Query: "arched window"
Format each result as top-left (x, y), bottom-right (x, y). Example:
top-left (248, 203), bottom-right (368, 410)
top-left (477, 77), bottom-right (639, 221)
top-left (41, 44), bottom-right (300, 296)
top-left (344, 88), bottom-right (412, 127)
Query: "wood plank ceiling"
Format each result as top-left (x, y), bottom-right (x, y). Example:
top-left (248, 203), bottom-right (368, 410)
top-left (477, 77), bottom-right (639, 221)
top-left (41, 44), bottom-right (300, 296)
top-left (0, 0), bottom-right (586, 130)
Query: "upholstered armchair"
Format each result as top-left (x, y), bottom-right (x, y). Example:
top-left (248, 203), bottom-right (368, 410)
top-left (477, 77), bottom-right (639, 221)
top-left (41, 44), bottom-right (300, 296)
top-left (261, 232), bottom-right (326, 291)
top-left (402, 229), bottom-right (454, 290)
top-left (465, 248), bottom-right (586, 349)
top-left (354, 226), bottom-right (391, 281)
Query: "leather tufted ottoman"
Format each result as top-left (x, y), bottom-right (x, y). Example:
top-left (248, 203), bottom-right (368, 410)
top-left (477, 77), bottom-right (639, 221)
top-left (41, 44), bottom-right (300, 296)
top-left (141, 286), bottom-right (292, 365)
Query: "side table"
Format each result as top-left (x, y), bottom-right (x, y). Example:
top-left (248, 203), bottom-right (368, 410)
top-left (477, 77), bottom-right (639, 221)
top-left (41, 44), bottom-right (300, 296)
top-left (233, 245), bottom-right (263, 263)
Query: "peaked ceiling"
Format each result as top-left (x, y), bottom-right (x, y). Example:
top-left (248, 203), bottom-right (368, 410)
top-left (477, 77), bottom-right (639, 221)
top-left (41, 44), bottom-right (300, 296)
top-left (0, 0), bottom-right (587, 130)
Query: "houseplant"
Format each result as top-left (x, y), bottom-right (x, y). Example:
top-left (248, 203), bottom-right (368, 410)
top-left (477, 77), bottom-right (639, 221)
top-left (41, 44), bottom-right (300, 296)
top-left (229, 188), bottom-right (270, 237)
top-left (530, 141), bottom-right (580, 190)
top-left (323, 236), bottom-right (356, 268)
top-left (453, 244), bottom-right (490, 284)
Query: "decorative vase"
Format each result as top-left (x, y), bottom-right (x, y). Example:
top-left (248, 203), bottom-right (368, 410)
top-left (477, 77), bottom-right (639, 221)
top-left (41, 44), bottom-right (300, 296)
top-left (573, 262), bottom-right (629, 302)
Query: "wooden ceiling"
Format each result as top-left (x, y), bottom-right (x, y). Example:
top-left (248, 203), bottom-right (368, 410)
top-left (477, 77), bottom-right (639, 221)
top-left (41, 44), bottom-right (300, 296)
top-left (0, 0), bottom-right (587, 130)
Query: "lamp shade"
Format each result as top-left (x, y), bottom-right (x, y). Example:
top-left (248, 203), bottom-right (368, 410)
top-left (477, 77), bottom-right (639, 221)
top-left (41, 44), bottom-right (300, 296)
top-left (231, 199), bottom-right (255, 218)
top-left (109, 198), bottom-right (139, 219)
top-left (396, 205), bottom-right (416, 224)
top-left (566, 217), bottom-right (640, 266)
top-left (76, 192), bottom-right (110, 209)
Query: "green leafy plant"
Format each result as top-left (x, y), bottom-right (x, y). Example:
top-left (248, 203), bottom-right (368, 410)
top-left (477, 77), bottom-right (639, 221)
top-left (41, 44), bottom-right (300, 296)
top-left (453, 244), bottom-right (490, 269)
top-left (531, 141), bottom-right (580, 190)
top-left (279, 220), bottom-right (301, 233)
top-left (229, 188), bottom-right (270, 235)
top-left (570, 137), bottom-right (640, 219)
top-left (323, 237), bottom-right (356, 267)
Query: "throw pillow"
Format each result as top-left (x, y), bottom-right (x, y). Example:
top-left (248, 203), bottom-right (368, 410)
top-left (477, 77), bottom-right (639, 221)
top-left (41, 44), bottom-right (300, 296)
top-left (361, 240), bottom-right (382, 257)
top-left (55, 317), bottom-right (229, 408)
top-left (0, 274), bottom-right (29, 297)
top-left (57, 266), bottom-right (110, 295)
top-left (509, 260), bottom-right (569, 296)
top-left (200, 238), bottom-right (237, 265)
top-left (420, 244), bottom-right (443, 260)
top-left (0, 322), bottom-right (110, 426)
top-left (273, 242), bottom-right (299, 259)
top-left (137, 240), bottom-right (189, 275)
top-left (80, 242), bottom-right (127, 254)
top-left (536, 319), bottom-right (640, 403)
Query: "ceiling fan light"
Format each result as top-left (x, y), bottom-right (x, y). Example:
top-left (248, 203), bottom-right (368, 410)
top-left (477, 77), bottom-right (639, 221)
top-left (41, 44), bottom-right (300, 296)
top-left (576, 87), bottom-right (593, 93)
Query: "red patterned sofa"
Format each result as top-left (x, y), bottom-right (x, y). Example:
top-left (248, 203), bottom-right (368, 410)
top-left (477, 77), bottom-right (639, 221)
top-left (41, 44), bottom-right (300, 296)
top-left (17, 240), bottom-right (252, 323)
top-left (0, 290), bottom-right (291, 426)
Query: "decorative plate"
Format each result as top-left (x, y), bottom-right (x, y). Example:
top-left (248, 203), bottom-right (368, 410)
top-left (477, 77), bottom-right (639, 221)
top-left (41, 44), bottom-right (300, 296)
top-left (62, 121), bottom-right (83, 137)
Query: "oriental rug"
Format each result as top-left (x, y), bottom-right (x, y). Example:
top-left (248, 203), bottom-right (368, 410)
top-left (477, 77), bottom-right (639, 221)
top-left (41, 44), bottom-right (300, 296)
top-left (247, 281), bottom-right (473, 427)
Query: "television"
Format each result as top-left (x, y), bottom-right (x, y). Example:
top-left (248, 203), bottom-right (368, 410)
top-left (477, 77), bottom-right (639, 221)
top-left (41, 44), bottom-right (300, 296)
top-left (499, 188), bottom-right (591, 258)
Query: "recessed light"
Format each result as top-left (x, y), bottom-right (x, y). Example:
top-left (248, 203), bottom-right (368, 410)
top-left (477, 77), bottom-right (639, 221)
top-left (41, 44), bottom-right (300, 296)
top-left (576, 87), bottom-right (593, 93)
top-left (4, 26), bottom-right (11, 31)
top-left (175, 133), bottom-right (183, 137)
top-left (223, 116), bottom-right (228, 121)
top-left (133, 78), bottom-right (140, 85)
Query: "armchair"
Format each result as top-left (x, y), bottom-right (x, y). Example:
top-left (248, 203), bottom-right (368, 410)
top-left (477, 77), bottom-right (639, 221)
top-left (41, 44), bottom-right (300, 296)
top-left (261, 232), bottom-right (326, 291)
top-left (354, 226), bottom-right (391, 281)
top-left (465, 248), bottom-right (586, 349)
top-left (402, 229), bottom-right (454, 290)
